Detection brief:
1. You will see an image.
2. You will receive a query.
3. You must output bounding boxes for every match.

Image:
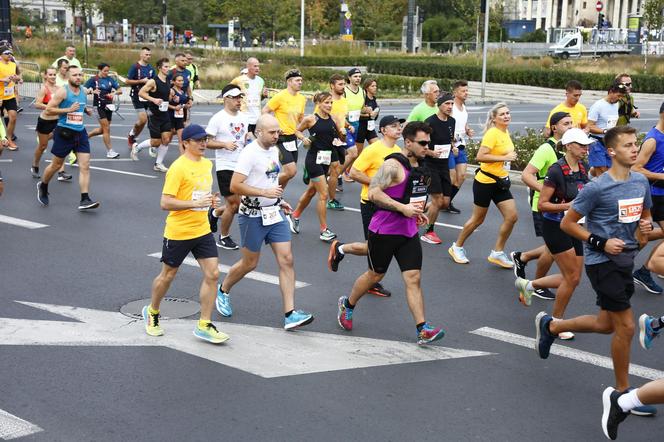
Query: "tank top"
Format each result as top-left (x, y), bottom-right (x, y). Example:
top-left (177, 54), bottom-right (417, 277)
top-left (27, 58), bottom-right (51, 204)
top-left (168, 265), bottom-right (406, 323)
top-left (149, 75), bottom-right (171, 115)
top-left (344, 85), bottom-right (365, 124)
top-left (57, 85), bottom-right (87, 131)
top-left (360, 95), bottom-right (378, 121)
top-left (309, 114), bottom-right (337, 153)
top-left (643, 126), bottom-right (664, 197)
top-left (170, 87), bottom-right (189, 119)
top-left (42, 85), bottom-right (53, 104)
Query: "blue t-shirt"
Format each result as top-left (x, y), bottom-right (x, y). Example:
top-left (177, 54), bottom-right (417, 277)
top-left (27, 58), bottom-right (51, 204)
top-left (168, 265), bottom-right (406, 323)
top-left (127, 63), bottom-right (154, 97)
top-left (588, 99), bottom-right (619, 139)
top-left (643, 126), bottom-right (664, 197)
top-left (84, 75), bottom-right (119, 107)
top-left (572, 171), bottom-right (652, 265)
top-left (167, 68), bottom-right (191, 92)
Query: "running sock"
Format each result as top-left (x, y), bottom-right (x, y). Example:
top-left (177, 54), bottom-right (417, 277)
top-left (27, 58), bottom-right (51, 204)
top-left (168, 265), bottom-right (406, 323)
top-left (197, 319), bottom-right (211, 329)
top-left (618, 388), bottom-right (643, 412)
top-left (320, 225), bottom-right (327, 232)
top-left (337, 245), bottom-right (345, 254)
top-left (129, 129), bottom-right (135, 136)
top-left (450, 185), bottom-right (459, 201)
top-left (344, 298), bottom-right (355, 309)
top-left (653, 316), bottom-right (664, 331)
top-left (148, 306), bottom-right (159, 315)
top-left (137, 139), bottom-right (152, 150)
top-left (526, 281), bottom-right (535, 291)
top-left (81, 192), bottom-right (89, 200)
top-left (293, 209), bottom-right (301, 218)
top-left (156, 145), bottom-right (168, 164)
top-left (416, 322), bottom-right (426, 332)
top-left (285, 310), bottom-right (293, 318)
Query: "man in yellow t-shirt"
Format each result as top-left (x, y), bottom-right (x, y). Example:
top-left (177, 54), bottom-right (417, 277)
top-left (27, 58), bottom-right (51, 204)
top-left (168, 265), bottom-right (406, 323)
top-left (326, 115), bottom-right (405, 298)
top-left (143, 124), bottom-right (228, 344)
top-left (325, 73), bottom-right (349, 210)
top-left (544, 80), bottom-right (588, 137)
top-left (0, 47), bottom-right (19, 150)
top-left (262, 69), bottom-right (306, 187)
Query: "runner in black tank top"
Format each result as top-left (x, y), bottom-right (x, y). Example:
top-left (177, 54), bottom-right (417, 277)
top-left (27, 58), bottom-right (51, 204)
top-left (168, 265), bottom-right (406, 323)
top-left (288, 93), bottom-right (341, 242)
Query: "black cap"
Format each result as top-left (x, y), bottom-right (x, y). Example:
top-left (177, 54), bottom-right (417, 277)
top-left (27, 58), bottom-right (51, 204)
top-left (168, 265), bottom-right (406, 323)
top-left (347, 67), bottom-right (361, 77)
top-left (379, 115), bottom-right (406, 130)
top-left (549, 111), bottom-right (570, 127)
top-left (285, 69), bottom-right (302, 80)
top-left (659, 102), bottom-right (664, 114)
top-left (437, 92), bottom-right (455, 107)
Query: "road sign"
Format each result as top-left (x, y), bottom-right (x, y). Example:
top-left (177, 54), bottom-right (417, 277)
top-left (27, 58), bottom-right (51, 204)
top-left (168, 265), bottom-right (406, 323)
top-left (596, 1), bottom-right (603, 11)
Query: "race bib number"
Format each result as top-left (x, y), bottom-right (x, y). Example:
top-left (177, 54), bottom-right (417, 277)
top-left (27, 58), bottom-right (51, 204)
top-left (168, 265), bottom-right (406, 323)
top-left (316, 150), bottom-right (332, 165)
top-left (191, 190), bottom-right (210, 212)
top-left (105, 104), bottom-right (116, 112)
top-left (3, 85), bottom-right (13, 97)
top-left (283, 140), bottom-right (297, 152)
top-left (606, 117), bottom-right (618, 129)
top-left (158, 102), bottom-right (169, 112)
top-left (260, 206), bottom-right (283, 226)
top-left (410, 195), bottom-right (427, 212)
top-left (435, 144), bottom-right (451, 159)
top-left (348, 110), bottom-right (361, 123)
top-left (367, 120), bottom-right (376, 131)
top-left (66, 112), bottom-right (84, 126)
top-left (174, 108), bottom-right (184, 119)
top-left (247, 96), bottom-right (260, 108)
top-left (618, 197), bottom-right (643, 223)
top-left (504, 161), bottom-right (511, 171)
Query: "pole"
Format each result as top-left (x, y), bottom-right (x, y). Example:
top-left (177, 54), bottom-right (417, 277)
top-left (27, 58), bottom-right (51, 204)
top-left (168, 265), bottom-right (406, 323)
top-left (481, 0), bottom-right (490, 98)
top-left (162, 0), bottom-right (167, 50)
top-left (300, 0), bottom-right (305, 57)
top-left (406, 0), bottom-right (415, 52)
top-left (42, 0), bottom-right (47, 35)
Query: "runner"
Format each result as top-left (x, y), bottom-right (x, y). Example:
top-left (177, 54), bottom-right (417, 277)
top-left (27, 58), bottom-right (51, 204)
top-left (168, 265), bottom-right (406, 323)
top-left (126, 47), bottom-right (154, 151)
top-left (448, 102), bottom-right (517, 268)
top-left (167, 53), bottom-right (193, 100)
top-left (51, 46), bottom-right (81, 69)
top-left (169, 73), bottom-right (191, 153)
top-left (337, 67), bottom-right (364, 188)
top-left (55, 59), bottom-right (69, 87)
top-left (31, 67), bottom-right (70, 181)
top-left (132, 58), bottom-right (173, 172)
top-left (37, 65), bottom-right (100, 210)
top-left (141, 123), bottom-right (228, 344)
top-left (448, 80), bottom-right (475, 214)
top-left (325, 73), bottom-right (349, 211)
top-left (356, 77), bottom-right (380, 152)
top-left (420, 92), bottom-right (455, 245)
top-left (336, 121), bottom-right (446, 345)
top-left (215, 114), bottom-right (315, 330)
top-left (406, 80), bottom-right (439, 122)
top-left (587, 82), bottom-right (627, 177)
top-left (602, 378), bottom-right (664, 440)
top-left (262, 69), bottom-right (305, 187)
top-left (512, 112), bottom-right (574, 301)
top-left (287, 91), bottom-right (341, 242)
top-left (327, 115), bottom-right (406, 299)
top-left (184, 51), bottom-right (200, 90)
top-left (231, 57), bottom-right (267, 135)
top-left (84, 63), bottom-right (122, 159)
top-left (615, 73), bottom-right (639, 127)
top-left (205, 84), bottom-right (251, 250)
top-left (0, 47), bottom-right (20, 150)
top-left (544, 80), bottom-right (588, 136)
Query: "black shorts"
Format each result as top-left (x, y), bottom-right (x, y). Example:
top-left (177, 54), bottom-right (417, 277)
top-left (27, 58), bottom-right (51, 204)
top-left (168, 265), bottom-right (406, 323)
top-left (160, 233), bottom-right (217, 268)
top-left (170, 110), bottom-right (187, 131)
top-left (542, 218), bottom-right (583, 256)
top-left (216, 169), bottom-right (234, 197)
top-left (360, 201), bottom-right (376, 240)
top-left (426, 159), bottom-right (452, 196)
top-left (586, 260), bottom-right (634, 312)
top-left (248, 124), bottom-right (256, 135)
top-left (36, 117), bottom-right (58, 135)
top-left (148, 114), bottom-right (172, 139)
top-left (305, 150), bottom-right (337, 179)
top-left (532, 211), bottom-right (544, 237)
top-left (652, 195), bottom-right (664, 223)
top-left (367, 232), bottom-right (422, 274)
top-left (472, 179), bottom-right (513, 208)
top-left (1, 97), bottom-right (18, 112)
top-left (335, 145), bottom-right (346, 165)
top-left (356, 120), bottom-right (378, 144)
top-left (277, 134), bottom-right (297, 165)
top-left (131, 96), bottom-right (149, 111)
top-left (96, 105), bottom-right (113, 122)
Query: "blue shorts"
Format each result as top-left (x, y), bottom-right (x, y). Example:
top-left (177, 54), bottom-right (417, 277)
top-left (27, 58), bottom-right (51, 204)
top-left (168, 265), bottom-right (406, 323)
top-left (588, 140), bottom-right (612, 168)
top-left (448, 147), bottom-right (468, 169)
top-left (346, 122), bottom-right (359, 148)
top-left (238, 213), bottom-right (291, 252)
top-left (51, 126), bottom-right (91, 158)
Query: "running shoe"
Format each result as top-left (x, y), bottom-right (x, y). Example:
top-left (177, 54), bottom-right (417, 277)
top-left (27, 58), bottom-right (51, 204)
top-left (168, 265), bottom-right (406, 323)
top-left (30, 166), bottom-right (40, 178)
top-left (367, 282), bottom-right (391, 297)
top-left (488, 250), bottom-right (514, 269)
top-left (638, 313), bottom-right (660, 350)
top-left (217, 235), bottom-right (239, 250)
top-left (141, 305), bottom-right (164, 336)
top-left (558, 331), bottom-right (575, 340)
top-left (448, 242), bottom-right (469, 264)
top-left (193, 322), bottom-right (229, 344)
top-left (337, 296), bottom-right (353, 330)
top-left (633, 267), bottom-right (663, 294)
top-left (319, 228), bottom-right (336, 242)
top-left (601, 387), bottom-right (629, 440)
top-left (421, 230), bottom-right (442, 245)
top-left (336, 177), bottom-right (343, 192)
top-left (328, 240), bottom-right (345, 272)
top-left (284, 310), bottom-right (314, 330)
top-left (327, 199), bottom-right (344, 211)
top-left (286, 214), bottom-right (300, 234)
top-left (627, 386), bottom-right (658, 416)
top-left (207, 207), bottom-right (219, 233)
top-left (302, 167), bottom-right (310, 185)
top-left (535, 311), bottom-right (556, 359)
top-left (130, 144), bottom-right (140, 161)
top-left (215, 287), bottom-right (233, 317)
top-left (446, 203), bottom-right (461, 214)
top-left (510, 251), bottom-right (526, 279)
top-left (57, 171), bottom-right (72, 182)
top-left (515, 277), bottom-right (533, 307)
top-left (106, 149), bottom-right (120, 159)
top-left (78, 197), bottom-right (100, 211)
top-left (149, 146), bottom-right (157, 158)
top-left (6, 140), bottom-right (17, 151)
top-left (67, 152), bottom-right (77, 165)
top-left (153, 163), bottom-right (168, 173)
top-left (417, 322), bottom-right (445, 345)
top-left (36, 181), bottom-right (49, 206)
top-left (533, 288), bottom-right (556, 300)
top-left (127, 132), bottom-right (136, 148)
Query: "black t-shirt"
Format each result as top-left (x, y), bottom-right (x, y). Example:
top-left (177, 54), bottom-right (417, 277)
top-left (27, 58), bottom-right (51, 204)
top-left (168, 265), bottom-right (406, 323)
top-left (542, 158), bottom-right (589, 221)
top-left (425, 114), bottom-right (456, 163)
top-left (360, 96), bottom-right (378, 122)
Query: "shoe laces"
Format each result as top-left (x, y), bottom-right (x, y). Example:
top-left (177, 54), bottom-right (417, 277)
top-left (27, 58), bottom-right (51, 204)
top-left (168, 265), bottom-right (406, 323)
top-left (150, 312), bottom-right (160, 327)
top-left (206, 323), bottom-right (218, 332)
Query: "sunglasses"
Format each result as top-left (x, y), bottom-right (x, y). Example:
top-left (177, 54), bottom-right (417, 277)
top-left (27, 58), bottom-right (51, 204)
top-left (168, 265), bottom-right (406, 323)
top-left (622, 82), bottom-right (632, 87)
top-left (413, 140), bottom-right (429, 146)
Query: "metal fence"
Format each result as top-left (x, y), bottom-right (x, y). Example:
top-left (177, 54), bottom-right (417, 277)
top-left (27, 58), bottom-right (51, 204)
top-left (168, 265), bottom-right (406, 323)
top-left (16, 61), bottom-right (41, 99)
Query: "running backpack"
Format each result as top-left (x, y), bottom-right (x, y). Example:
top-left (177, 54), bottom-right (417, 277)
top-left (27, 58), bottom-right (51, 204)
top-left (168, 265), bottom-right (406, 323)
top-left (372, 153), bottom-right (430, 212)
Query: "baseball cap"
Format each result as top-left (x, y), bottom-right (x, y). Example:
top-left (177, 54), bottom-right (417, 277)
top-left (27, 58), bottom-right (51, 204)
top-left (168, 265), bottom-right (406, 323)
top-left (1, 47), bottom-right (12, 55)
top-left (560, 127), bottom-right (594, 146)
top-left (217, 84), bottom-right (244, 99)
top-left (437, 92), bottom-right (455, 106)
top-left (379, 115), bottom-right (406, 129)
top-left (659, 102), bottom-right (664, 114)
top-left (549, 111), bottom-right (570, 127)
top-left (347, 67), bottom-right (361, 77)
top-left (181, 124), bottom-right (208, 141)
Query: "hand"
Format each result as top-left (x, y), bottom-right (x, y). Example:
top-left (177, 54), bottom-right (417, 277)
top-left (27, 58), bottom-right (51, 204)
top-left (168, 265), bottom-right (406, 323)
top-left (196, 193), bottom-right (214, 208)
top-left (603, 238), bottom-right (625, 255)
top-left (211, 192), bottom-right (222, 209)
top-left (302, 137), bottom-right (311, 147)
top-left (401, 203), bottom-right (423, 218)
top-left (85, 107), bottom-right (93, 116)
top-left (0, 138), bottom-right (7, 147)
top-left (173, 95), bottom-right (180, 103)
top-left (69, 102), bottom-right (80, 112)
top-left (262, 186), bottom-right (283, 199)
top-left (639, 219), bottom-right (654, 234)
top-left (280, 200), bottom-right (293, 214)
top-left (633, 110), bottom-right (640, 119)
top-left (93, 87), bottom-right (100, 95)
top-left (416, 213), bottom-right (429, 226)
top-left (224, 141), bottom-right (238, 151)
top-left (348, 125), bottom-right (355, 134)
top-left (452, 146), bottom-right (459, 157)
top-left (505, 151), bottom-right (517, 162)
top-left (153, 98), bottom-right (163, 106)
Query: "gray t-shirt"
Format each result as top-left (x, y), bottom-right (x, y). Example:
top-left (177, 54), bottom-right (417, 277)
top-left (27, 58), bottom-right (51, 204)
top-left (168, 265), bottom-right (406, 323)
top-left (572, 171), bottom-right (651, 265)
top-left (588, 99), bottom-right (619, 139)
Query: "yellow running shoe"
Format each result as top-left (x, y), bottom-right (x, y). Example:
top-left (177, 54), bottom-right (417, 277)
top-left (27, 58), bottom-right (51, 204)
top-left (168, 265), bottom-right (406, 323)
top-left (194, 322), bottom-right (229, 344)
top-left (67, 152), bottom-right (77, 165)
top-left (141, 305), bottom-right (164, 336)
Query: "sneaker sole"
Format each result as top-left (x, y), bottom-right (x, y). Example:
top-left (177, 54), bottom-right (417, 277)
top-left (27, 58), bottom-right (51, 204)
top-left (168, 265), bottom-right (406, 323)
top-left (601, 387), bottom-right (613, 440)
top-left (633, 277), bottom-right (663, 294)
top-left (78, 202), bottom-right (100, 210)
top-left (639, 313), bottom-right (650, 350)
top-left (193, 329), bottom-right (229, 344)
top-left (366, 289), bottom-right (391, 297)
top-left (558, 332), bottom-right (575, 340)
top-left (141, 306), bottom-right (164, 337)
top-left (320, 235), bottom-right (336, 242)
top-left (217, 243), bottom-right (240, 250)
top-left (285, 315), bottom-right (314, 330)
top-left (420, 235), bottom-right (442, 245)
top-left (337, 298), bottom-right (352, 331)
top-left (417, 329), bottom-right (445, 345)
top-left (628, 408), bottom-right (657, 416)
top-left (518, 291), bottom-right (532, 307)
top-left (36, 183), bottom-right (48, 206)
top-left (57, 177), bottom-right (72, 182)
top-left (286, 216), bottom-right (298, 234)
top-left (532, 292), bottom-right (556, 300)
top-left (448, 247), bottom-right (469, 264)
top-left (488, 256), bottom-right (513, 269)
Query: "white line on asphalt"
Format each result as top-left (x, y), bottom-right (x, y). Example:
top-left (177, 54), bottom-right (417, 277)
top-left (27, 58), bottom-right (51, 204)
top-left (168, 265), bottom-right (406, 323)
top-left (109, 135), bottom-right (180, 147)
top-left (88, 158), bottom-right (136, 162)
top-left (0, 215), bottom-right (48, 229)
top-left (0, 159), bottom-right (12, 163)
top-left (0, 408), bottom-right (43, 440)
top-left (344, 206), bottom-right (464, 230)
top-left (471, 326), bottom-right (664, 381)
top-left (147, 253), bottom-right (310, 288)
top-left (46, 160), bottom-right (157, 179)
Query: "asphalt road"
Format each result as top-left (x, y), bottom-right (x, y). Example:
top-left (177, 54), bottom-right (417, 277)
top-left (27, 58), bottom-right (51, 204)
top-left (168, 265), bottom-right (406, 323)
top-left (1, 98), bottom-right (663, 441)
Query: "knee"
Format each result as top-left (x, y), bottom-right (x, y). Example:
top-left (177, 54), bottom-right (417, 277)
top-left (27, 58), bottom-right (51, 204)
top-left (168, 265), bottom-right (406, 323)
top-left (279, 252), bottom-right (294, 268)
top-left (403, 271), bottom-right (421, 286)
top-left (565, 271), bottom-right (582, 287)
top-left (206, 268), bottom-right (221, 282)
top-left (285, 164), bottom-right (296, 178)
top-left (617, 320), bottom-right (635, 338)
top-left (318, 188), bottom-right (328, 201)
top-left (505, 212), bottom-right (518, 225)
top-left (160, 267), bottom-right (178, 283)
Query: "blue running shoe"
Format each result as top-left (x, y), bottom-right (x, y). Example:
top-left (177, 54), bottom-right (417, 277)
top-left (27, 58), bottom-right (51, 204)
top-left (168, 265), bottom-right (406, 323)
top-left (627, 387), bottom-right (658, 417)
top-left (535, 311), bottom-right (556, 359)
top-left (216, 286), bottom-right (233, 317)
top-left (193, 322), bottom-right (229, 344)
top-left (639, 314), bottom-right (660, 350)
top-left (284, 310), bottom-right (314, 330)
top-left (633, 267), bottom-right (663, 294)
top-left (417, 322), bottom-right (445, 345)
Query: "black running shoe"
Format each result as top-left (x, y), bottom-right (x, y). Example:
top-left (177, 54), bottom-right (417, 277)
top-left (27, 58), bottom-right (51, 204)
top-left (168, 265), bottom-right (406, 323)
top-left (511, 251), bottom-right (526, 279)
top-left (57, 171), bottom-right (73, 182)
top-left (78, 197), bottom-right (100, 210)
top-left (208, 207), bottom-right (219, 233)
top-left (367, 282), bottom-right (391, 297)
top-left (327, 240), bottom-right (345, 272)
top-left (36, 181), bottom-right (49, 206)
top-left (30, 166), bottom-right (40, 178)
top-left (217, 235), bottom-right (239, 250)
top-left (601, 387), bottom-right (629, 440)
top-left (533, 288), bottom-right (556, 300)
top-left (447, 203), bottom-right (461, 214)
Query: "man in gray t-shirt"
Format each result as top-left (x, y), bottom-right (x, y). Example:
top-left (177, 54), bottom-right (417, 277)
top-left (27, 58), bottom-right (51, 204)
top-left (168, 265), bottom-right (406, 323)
top-left (587, 83), bottom-right (627, 176)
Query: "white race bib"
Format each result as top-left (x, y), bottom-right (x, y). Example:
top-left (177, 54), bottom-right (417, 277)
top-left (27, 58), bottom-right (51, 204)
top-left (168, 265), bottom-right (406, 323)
top-left (606, 117), bottom-right (618, 129)
top-left (260, 206), bottom-right (283, 226)
top-left (158, 102), bottom-right (169, 112)
top-left (191, 190), bottom-right (210, 212)
top-left (4, 85), bottom-right (13, 97)
top-left (247, 96), bottom-right (260, 108)
top-left (283, 140), bottom-right (297, 152)
top-left (316, 150), bottom-right (332, 165)
top-left (348, 110), bottom-right (361, 123)
top-left (174, 108), bottom-right (184, 119)
top-left (367, 120), bottom-right (376, 131)
top-left (410, 195), bottom-right (427, 212)
top-left (504, 161), bottom-right (511, 171)
top-left (105, 104), bottom-right (116, 112)
top-left (618, 197), bottom-right (643, 223)
top-left (435, 144), bottom-right (451, 159)
top-left (66, 111), bottom-right (84, 126)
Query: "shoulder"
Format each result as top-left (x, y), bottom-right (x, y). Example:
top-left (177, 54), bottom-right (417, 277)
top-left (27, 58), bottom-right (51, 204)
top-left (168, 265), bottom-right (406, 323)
top-left (631, 171), bottom-right (649, 185)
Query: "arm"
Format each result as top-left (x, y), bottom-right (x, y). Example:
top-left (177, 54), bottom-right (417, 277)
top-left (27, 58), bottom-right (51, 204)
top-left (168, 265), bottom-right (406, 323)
top-left (295, 115), bottom-right (314, 146)
top-left (229, 172), bottom-right (282, 199)
top-left (586, 119), bottom-right (604, 135)
top-left (349, 166), bottom-right (371, 185)
top-left (632, 138), bottom-right (664, 181)
top-left (521, 163), bottom-right (543, 192)
top-left (124, 67), bottom-right (144, 87)
top-left (138, 80), bottom-right (158, 104)
top-left (45, 87), bottom-right (76, 116)
top-left (160, 193), bottom-right (212, 211)
top-left (561, 207), bottom-right (625, 255)
top-left (34, 86), bottom-right (47, 110)
top-left (537, 184), bottom-right (570, 213)
top-left (367, 159), bottom-right (404, 212)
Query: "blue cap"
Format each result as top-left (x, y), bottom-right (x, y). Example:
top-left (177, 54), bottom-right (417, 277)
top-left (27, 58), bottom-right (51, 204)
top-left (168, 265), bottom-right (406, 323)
top-left (181, 124), bottom-right (208, 141)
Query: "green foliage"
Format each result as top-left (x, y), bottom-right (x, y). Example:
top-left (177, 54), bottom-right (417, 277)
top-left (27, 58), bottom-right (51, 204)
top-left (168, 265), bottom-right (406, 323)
top-left (423, 16), bottom-right (475, 41)
top-left (642, 0), bottom-right (664, 31)
top-left (518, 29), bottom-right (547, 43)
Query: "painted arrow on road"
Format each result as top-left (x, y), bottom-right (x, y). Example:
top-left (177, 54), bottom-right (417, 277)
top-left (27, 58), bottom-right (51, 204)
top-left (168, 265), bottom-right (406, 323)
top-left (1, 301), bottom-right (493, 379)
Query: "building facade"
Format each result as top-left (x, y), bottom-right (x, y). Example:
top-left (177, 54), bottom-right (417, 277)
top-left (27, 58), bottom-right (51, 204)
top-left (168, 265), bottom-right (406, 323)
top-left (512, 0), bottom-right (642, 29)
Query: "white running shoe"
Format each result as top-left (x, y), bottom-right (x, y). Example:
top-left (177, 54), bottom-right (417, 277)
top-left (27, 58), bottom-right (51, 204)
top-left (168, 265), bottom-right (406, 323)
top-left (153, 163), bottom-right (168, 173)
top-left (448, 242), bottom-right (469, 264)
top-left (149, 146), bottom-right (157, 158)
top-left (488, 250), bottom-right (514, 269)
top-left (130, 144), bottom-right (140, 161)
top-left (106, 149), bottom-right (120, 159)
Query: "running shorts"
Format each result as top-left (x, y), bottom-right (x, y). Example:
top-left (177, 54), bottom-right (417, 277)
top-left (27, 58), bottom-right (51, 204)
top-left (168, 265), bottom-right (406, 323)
top-left (586, 260), bottom-right (634, 312)
top-left (356, 120), bottom-right (377, 144)
top-left (542, 218), bottom-right (583, 256)
top-left (305, 150), bottom-right (335, 179)
top-left (588, 140), bottom-right (612, 169)
top-left (1, 97), bottom-right (17, 112)
top-left (472, 179), bottom-right (513, 208)
top-left (448, 147), bottom-right (468, 169)
top-left (532, 211), bottom-right (544, 237)
top-left (367, 232), bottom-right (422, 274)
top-left (651, 195), bottom-right (664, 223)
top-left (360, 201), bottom-right (375, 240)
top-left (36, 117), bottom-right (58, 135)
top-left (216, 170), bottom-right (234, 197)
top-left (277, 134), bottom-right (297, 165)
top-left (96, 105), bottom-right (113, 122)
top-left (160, 233), bottom-right (217, 268)
top-left (426, 159), bottom-right (452, 196)
top-left (148, 114), bottom-right (172, 139)
top-left (132, 96), bottom-right (148, 111)
top-left (238, 213), bottom-right (291, 252)
top-left (51, 126), bottom-right (90, 158)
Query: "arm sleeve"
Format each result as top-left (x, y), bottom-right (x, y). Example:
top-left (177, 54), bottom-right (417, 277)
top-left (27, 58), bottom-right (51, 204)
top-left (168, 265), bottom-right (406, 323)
top-left (111, 78), bottom-right (120, 89)
top-left (127, 65), bottom-right (137, 80)
top-left (588, 103), bottom-right (599, 121)
top-left (529, 145), bottom-right (551, 171)
top-left (205, 115), bottom-right (219, 137)
top-left (267, 95), bottom-right (279, 112)
top-left (480, 129), bottom-right (496, 150)
top-left (83, 78), bottom-right (94, 89)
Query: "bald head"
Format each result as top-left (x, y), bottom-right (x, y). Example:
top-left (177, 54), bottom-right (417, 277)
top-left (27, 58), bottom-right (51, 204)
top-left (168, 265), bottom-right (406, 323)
top-left (246, 57), bottom-right (260, 78)
top-left (255, 114), bottom-right (280, 148)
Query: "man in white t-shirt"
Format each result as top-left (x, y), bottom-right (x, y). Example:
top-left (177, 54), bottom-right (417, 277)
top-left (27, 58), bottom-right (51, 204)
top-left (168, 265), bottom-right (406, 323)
top-left (206, 84), bottom-right (252, 250)
top-left (587, 82), bottom-right (626, 177)
top-left (448, 80), bottom-right (475, 214)
top-left (231, 57), bottom-right (267, 135)
top-left (214, 114), bottom-right (315, 331)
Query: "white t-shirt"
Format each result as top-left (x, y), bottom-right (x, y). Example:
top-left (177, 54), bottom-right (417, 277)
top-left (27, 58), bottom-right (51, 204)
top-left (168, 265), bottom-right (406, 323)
top-left (234, 140), bottom-right (282, 217)
top-left (206, 109), bottom-right (250, 171)
top-left (588, 98), bottom-right (619, 139)
top-left (452, 102), bottom-right (468, 145)
top-left (244, 76), bottom-right (264, 124)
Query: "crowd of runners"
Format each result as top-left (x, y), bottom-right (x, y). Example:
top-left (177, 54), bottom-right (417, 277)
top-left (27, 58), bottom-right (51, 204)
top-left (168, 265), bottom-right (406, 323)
top-left (2, 45), bottom-right (664, 439)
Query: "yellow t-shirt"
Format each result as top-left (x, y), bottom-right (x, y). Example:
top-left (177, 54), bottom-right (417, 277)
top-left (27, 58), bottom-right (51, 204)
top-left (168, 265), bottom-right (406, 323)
top-left (267, 89), bottom-right (306, 135)
top-left (352, 140), bottom-right (401, 202)
top-left (315, 96), bottom-right (347, 131)
top-left (162, 155), bottom-right (214, 240)
top-left (476, 127), bottom-right (514, 184)
top-left (545, 102), bottom-right (588, 128)
top-left (0, 61), bottom-right (17, 100)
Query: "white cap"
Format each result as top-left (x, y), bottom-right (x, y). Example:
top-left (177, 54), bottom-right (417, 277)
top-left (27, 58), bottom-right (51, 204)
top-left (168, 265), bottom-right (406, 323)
top-left (560, 128), bottom-right (594, 146)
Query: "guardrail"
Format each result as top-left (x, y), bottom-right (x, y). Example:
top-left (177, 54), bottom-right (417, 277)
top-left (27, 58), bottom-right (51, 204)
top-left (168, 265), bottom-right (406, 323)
top-left (16, 60), bottom-right (41, 99)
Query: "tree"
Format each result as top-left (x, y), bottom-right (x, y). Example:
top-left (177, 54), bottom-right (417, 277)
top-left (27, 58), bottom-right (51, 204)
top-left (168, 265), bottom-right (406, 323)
top-left (642, 0), bottom-right (664, 71)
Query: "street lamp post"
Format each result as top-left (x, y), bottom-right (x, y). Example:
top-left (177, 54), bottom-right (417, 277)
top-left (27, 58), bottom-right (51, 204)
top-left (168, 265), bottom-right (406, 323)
top-left (42, 0), bottom-right (47, 35)
top-left (300, 0), bottom-right (305, 57)
top-left (481, 0), bottom-right (490, 98)
top-left (162, 0), bottom-right (167, 50)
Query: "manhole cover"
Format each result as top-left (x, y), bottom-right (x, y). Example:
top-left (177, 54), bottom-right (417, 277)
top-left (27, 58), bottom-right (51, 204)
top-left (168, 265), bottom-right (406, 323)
top-left (120, 298), bottom-right (200, 319)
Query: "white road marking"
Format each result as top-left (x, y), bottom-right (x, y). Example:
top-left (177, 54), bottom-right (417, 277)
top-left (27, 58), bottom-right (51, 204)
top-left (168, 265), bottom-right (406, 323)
top-left (471, 326), bottom-right (664, 381)
top-left (1, 301), bottom-right (493, 378)
top-left (46, 160), bottom-right (157, 179)
top-left (88, 158), bottom-right (136, 162)
top-left (0, 159), bottom-right (12, 163)
top-left (148, 253), bottom-right (310, 288)
top-left (0, 215), bottom-right (48, 229)
top-left (0, 408), bottom-right (43, 440)
top-left (344, 206), bottom-right (464, 230)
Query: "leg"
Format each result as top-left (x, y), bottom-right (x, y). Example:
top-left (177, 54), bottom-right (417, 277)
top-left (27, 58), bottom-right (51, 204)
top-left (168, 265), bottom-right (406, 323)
top-left (550, 254), bottom-right (583, 319)
top-left (33, 132), bottom-right (49, 168)
top-left (279, 162), bottom-right (296, 188)
top-left (219, 194), bottom-right (240, 237)
top-left (402, 270), bottom-right (425, 324)
top-left (646, 241), bottom-right (664, 275)
top-left (270, 241), bottom-right (296, 313)
top-left (348, 270), bottom-right (384, 305)
top-left (133, 111), bottom-right (147, 136)
top-left (100, 119), bottom-right (112, 150)
top-left (455, 205), bottom-right (488, 247)
top-left (312, 178), bottom-right (328, 228)
top-left (77, 153), bottom-right (91, 193)
top-left (341, 146), bottom-right (358, 173)
top-left (196, 257), bottom-right (221, 321)
top-left (293, 184), bottom-right (317, 217)
top-left (42, 155), bottom-right (65, 184)
top-left (608, 308), bottom-right (635, 391)
top-left (340, 241), bottom-right (368, 256)
top-left (636, 379), bottom-right (664, 405)
top-left (425, 193), bottom-right (445, 226)
top-left (220, 248), bottom-right (261, 293)
top-left (549, 309), bottom-right (614, 335)
top-left (6, 109), bottom-right (16, 140)
top-left (494, 198), bottom-right (518, 251)
top-left (327, 161), bottom-right (342, 201)
top-left (149, 263), bottom-right (179, 310)
top-left (534, 247), bottom-right (554, 279)
top-left (455, 162), bottom-right (467, 189)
